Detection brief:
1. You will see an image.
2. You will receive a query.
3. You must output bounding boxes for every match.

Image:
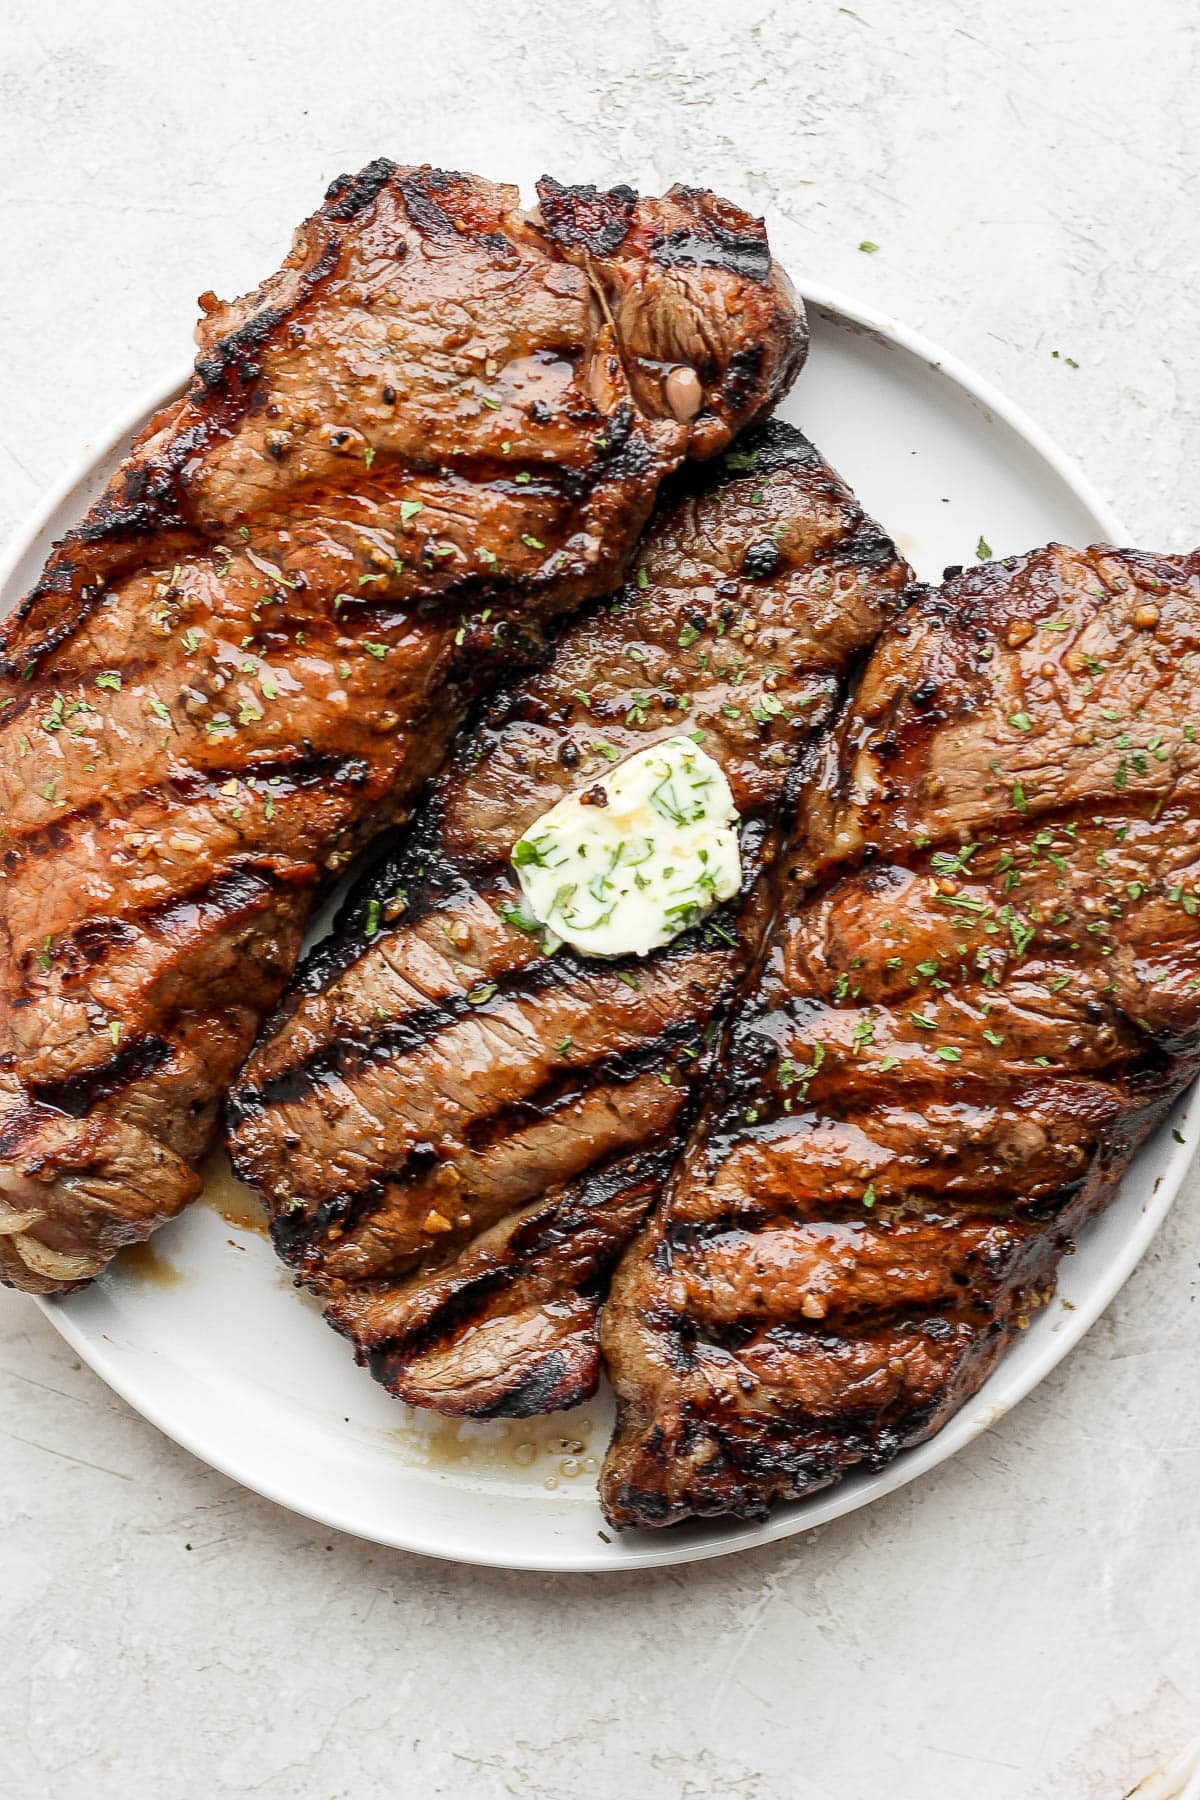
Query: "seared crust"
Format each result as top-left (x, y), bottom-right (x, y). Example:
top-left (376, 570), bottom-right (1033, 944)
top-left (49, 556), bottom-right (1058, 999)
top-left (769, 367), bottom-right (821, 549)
top-left (0, 163), bottom-right (806, 1292)
top-left (600, 543), bottom-right (1200, 1528)
top-left (227, 422), bottom-right (910, 1413)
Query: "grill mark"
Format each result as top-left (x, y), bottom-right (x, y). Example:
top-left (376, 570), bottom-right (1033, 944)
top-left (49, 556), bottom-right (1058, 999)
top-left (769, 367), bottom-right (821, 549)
top-left (656, 1213), bottom-right (1053, 1330)
top-left (7, 433), bottom-right (638, 706)
top-left (698, 1108), bottom-right (1101, 1224)
top-left (322, 156), bottom-right (398, 221)
top-left (790, 783), bottom-right (1200, 974)
top-left (114, 859), bottom-right (288, 938)
top-left (460, 1016), bottom-right (706, 1152)
top-left (234, 955), bottom-right (568, 1118)
top-left (396, 170), bottom-right (469, 242)
top-left (193, 240), bottom-right (343, 398)
top-left (536, 176), bottom-right (637, 257)
top-left (233, 900), bottom-right (741, 1122)
top-left (267, 1026), bottom-right (703, 1265)
top-left (649, 1317), bottom-right (995, 1503)
top-left (395, 1153), bottom-right (677, 1396)
top-left (8, 442), bottom-right (626, 701)
top-left (1, 571), bottom-right (179, 683)
top-left (1, 590), bottom-right (465, 744)
top-left (712, 1044), bottom-right (1123, 1161)
top-left (511, 1142), bottom-right (676, 1251)
top-left (467, 1352), bottom-right (574, 1419)
top-left (651, 226), bottom-right (772, 284)
top-left (33, 864), bottom-right (289, 1001)
top-left (663, 1179), bottom-right (1075, 1243)
top-left (274, 835), bottom-right (469, 1008)
top-left (1, 750), bottom-right (371, 869)
top-left (1, 243), bottom-right (345, 676)
top-left (733, 1296), bottom-right (1010, 1360)
top-left (372, 432), bottom-right (655, 513)
top-left (0, 1096), bottom-right (63, 1161)
top-left (277, 461), bottom-right (603, 568)
top-left (14, 863), bottom-right (294, 1116)
top-left (0, 653), bottom-right (163, 734)
top-left (30, 1033), bottom-right (172, 1118)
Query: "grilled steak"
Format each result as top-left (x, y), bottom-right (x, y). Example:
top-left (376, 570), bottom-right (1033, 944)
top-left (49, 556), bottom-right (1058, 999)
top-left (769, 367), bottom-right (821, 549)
top-left (601, 543), bottom-right (1200, 1528)
top-left (0, 162), bottom-right (806, 1294)
top-left (227, 422), bottom-right (910, 1415)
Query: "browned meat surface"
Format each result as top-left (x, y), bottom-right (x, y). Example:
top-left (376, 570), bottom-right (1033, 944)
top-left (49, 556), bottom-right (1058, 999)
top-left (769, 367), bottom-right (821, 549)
top-left (601, 543), bottom-right (1200, 1528)
top-left (0, 161), bottom-right (806, 1294)
top-left (227, 422), bottom-right (910, 1415)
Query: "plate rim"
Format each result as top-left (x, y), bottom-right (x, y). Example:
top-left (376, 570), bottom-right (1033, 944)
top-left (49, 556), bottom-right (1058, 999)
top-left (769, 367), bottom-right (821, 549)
top-left (11, 282), bottom-right (1181, 1574)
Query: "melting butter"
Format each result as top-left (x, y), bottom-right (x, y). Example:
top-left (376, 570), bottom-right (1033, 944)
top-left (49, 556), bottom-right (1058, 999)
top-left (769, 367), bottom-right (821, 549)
top-left (512, 735), bottom-right (741, 959)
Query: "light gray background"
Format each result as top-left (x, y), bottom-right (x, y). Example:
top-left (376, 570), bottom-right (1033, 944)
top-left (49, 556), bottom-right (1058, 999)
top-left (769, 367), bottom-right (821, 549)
top-left (2, 3), bottom-right (1198, 1796)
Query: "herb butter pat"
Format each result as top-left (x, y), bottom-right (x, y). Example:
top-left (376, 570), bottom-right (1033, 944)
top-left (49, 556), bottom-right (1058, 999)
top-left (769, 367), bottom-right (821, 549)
top-left (511, 736), bottom-right (741, 959)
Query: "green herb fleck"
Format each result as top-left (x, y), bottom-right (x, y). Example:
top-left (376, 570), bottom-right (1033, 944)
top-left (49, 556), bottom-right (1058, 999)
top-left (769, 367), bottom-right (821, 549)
top-left (512, 837), bottom-right (548, 868)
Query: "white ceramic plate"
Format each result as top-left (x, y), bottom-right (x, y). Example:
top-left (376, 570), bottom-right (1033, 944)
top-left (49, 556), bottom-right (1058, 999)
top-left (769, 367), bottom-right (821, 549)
top-left (7, 286), bottom-right (1191, 1573)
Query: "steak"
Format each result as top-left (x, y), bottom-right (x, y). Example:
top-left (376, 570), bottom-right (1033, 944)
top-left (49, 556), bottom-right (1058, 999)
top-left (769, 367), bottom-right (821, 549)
top-left (0, 162), bottom-right (806, 1294)
top-left (227, 422), bottom-right (910, 1415)
top-left (601, 543), bottom-right (1200, 1527)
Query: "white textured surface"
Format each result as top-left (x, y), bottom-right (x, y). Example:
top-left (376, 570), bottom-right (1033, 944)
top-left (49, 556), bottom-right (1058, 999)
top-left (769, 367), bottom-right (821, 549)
top-left (1, 1), bottom-right (1199, 1795)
